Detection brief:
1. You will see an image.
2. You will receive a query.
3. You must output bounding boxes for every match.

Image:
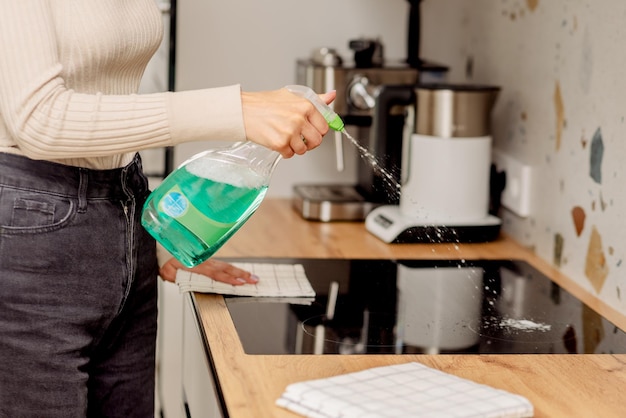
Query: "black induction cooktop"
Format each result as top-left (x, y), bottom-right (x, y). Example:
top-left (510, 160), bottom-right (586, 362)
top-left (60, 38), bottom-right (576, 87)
top-left (222, 258), bottom-right (626, 355)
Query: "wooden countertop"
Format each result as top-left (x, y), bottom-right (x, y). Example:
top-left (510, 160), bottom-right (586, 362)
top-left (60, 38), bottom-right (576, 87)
top-left (191, 199), bottom-right (626, 417)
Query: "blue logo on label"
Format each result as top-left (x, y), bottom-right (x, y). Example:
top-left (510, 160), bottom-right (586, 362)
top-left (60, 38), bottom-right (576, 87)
top-left (161, 191), bottom-right (188, 218)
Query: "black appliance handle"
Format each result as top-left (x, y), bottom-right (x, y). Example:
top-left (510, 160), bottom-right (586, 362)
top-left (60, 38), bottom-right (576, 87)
top-left (406, 0), bottom-right (422, 68)
top-left (372, 85), bottom-right (415, 157)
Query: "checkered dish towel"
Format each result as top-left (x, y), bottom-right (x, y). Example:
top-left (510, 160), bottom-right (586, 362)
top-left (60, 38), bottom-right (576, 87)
top-left (276, 362), bottom-right (533, 418)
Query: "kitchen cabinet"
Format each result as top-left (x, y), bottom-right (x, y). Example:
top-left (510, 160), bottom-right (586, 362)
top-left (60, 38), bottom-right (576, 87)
top-left (182, 294), bottom-right (223, 418)
top-left (185, 199), bottom-right (626, 417)
top-left (156, 281), bottom-right (184, 418)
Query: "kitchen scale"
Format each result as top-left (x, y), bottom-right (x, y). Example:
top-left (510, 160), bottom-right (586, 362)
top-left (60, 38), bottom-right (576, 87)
top-left (365, 206), bottom-right (501, 243)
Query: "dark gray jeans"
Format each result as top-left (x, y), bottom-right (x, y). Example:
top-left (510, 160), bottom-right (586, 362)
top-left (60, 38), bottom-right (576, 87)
top-left (0, 153), bottom-right (158, 418)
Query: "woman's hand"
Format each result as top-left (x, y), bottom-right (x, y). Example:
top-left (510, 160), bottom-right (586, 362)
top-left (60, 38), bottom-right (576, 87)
top-left (159, 257), bottom-right (259, 286)
top-left (241, 88), bottom-right (336, 158)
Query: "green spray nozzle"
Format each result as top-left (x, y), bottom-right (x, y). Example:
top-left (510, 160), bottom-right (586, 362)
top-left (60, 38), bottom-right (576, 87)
top-left (285, 85), bottom-right (345, 132)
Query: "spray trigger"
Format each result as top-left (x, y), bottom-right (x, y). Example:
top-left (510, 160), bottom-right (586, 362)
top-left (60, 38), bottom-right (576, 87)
top-left (285, 85), bottom-right (345, 132)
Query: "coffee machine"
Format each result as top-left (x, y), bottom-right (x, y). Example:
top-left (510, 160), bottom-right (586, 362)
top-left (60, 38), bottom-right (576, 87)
top-left (365, 83), bottom-right (501, 243)
top-left (292, 44), bottom-right (448, 221)
top-left (291, 0), bottom-right (451, 221)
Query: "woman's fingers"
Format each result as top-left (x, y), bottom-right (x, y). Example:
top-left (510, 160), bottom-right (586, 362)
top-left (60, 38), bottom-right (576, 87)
top-left (159, 257), bottom-right (259, 286)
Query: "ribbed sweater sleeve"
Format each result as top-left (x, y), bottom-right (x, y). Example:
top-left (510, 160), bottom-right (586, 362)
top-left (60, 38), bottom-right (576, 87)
top-left (0, 1), bottom-right (246, 169)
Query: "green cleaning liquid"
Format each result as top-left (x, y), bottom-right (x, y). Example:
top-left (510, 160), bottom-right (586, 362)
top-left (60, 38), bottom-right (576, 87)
top-left (142, 145), bottom-right (273, 267)
top-left (142, 85), bottom-right (346, 268)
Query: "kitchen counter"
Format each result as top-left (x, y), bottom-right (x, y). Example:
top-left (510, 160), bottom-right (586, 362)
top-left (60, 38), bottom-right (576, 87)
top-left (190, 199), bottom-right (626, 417)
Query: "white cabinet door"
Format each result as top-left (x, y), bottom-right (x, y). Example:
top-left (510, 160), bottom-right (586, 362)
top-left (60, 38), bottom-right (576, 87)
top-left (156, 280), bottom-right (185, 418)
top-left (182, 295), bottom-right (223, 418)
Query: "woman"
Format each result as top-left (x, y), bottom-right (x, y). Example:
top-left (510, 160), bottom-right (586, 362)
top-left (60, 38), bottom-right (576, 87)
top-left (0, 2), bottom-right (333, 417)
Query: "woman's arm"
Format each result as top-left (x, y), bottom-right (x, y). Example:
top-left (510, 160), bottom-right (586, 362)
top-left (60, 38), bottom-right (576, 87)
top-left (0, 2), bottom-right (247, 160)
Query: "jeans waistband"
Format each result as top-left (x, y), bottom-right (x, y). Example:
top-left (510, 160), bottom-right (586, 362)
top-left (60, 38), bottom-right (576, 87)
top-left (0, 153), bottom-right (148, 199)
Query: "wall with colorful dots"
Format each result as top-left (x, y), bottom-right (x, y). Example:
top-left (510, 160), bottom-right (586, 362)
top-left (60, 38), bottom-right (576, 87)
top-left (421, 0), bottom-right (625, 315)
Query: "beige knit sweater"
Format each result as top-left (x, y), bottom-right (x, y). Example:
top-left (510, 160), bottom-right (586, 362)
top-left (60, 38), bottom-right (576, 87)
top-left (0, 0), bottom-right (246, 170)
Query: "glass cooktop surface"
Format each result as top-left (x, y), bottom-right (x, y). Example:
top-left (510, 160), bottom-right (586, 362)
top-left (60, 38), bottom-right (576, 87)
top-left (221, 258), bottom-right (626, 355)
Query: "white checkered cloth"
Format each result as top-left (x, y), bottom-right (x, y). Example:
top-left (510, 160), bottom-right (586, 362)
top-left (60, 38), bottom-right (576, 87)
top-left (277, 362), bottom-right (533, 418)
top-left (176, 263), bottom-right (315, 297)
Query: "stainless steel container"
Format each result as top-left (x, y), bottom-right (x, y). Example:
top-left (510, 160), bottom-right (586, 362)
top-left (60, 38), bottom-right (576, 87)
top-left (414, 84), bottom-right (501, 138)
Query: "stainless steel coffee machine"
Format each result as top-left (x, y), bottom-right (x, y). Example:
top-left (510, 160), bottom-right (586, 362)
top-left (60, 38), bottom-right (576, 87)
top-left (292, 43), bottom-right (448, 221)
top-left (365, 84), bottom-right (502, 243)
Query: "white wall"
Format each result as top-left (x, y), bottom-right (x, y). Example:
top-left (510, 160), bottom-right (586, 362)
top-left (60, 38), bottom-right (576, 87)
top-left (174, 0), bottom-right (410, 197)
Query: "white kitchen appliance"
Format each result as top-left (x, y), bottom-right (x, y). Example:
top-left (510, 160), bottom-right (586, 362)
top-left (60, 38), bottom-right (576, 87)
top-left (365, 84), bottom-right (501, 243)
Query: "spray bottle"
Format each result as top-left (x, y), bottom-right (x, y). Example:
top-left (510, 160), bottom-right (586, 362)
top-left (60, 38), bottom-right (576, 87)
top-left (141, 85), bottom-right (344, 267)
